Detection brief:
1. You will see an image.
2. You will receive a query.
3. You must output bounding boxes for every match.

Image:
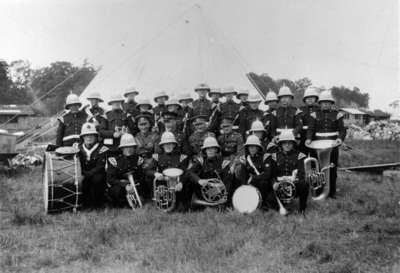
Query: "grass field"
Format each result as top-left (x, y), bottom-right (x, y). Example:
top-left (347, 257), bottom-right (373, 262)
top-left (1, 141), bottom-right (400, 273)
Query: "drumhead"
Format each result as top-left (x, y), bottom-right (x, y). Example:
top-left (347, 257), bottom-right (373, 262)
top-left (55, 146), bottom-right (79, 155)
top-left (306, 139), bottom-right (339, 150)
top-left (162, 168), bottom-right (183, 177)
top-left (232, 185), bottom-right (261, 214)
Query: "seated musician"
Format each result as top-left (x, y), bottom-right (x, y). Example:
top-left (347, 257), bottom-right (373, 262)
top-left (188, 115), bottom-right (215, 157)
top-left (106, 133), bottom-right (145, 208)
top-left (266, 130), bottom-right (309, 214)
top-left (144, 132), bottom-right (191, 211)
top-left (237, 135), bottom-right (275, 210)
top-left (187, 136), bottom-right (233, 207)
top-left (134, 113), bottom-right (160, 159)
top-left (126, 99), bottom-right (154, 136)
top-left (248, 120), bottom-right (277, 153)
top-left (78, 123), bottom-right (108, 209)
top-left (155, 111), bottom-right (189, 154)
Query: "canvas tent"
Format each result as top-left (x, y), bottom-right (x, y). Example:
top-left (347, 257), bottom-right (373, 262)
top-left (79, 5), bottom-right (260, 107)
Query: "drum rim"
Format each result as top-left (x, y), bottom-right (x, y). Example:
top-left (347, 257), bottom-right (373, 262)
top-left (306, 139), bottom-right (339, 149)
top-left (232, 185), bottom-right (261, 214)
top-left (162, 168), bottom-right (183, 177)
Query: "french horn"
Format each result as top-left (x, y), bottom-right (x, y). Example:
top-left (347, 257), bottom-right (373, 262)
top-left (192, 178), bottom-right (228, 206)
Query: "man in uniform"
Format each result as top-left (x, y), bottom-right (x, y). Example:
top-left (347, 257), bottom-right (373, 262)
top-left (106, 133), bottom-right (145, 207)
top-left (208, 88), bottom-right (222, 135)
top-left (299, 86), bottom-right (320, 154)
top-left (84, 91), bottom-right (107, 128)
top-left (218, 117), bottom-right (244, 160)
top-left (134, 113), bottom-right (160, 159)
top-left (191, 83), bottom-right (212, 119)
top-left (155, 111), bottom-right (189, 154)
top-left (126, 99), bottom-right (154, 136)
top-left (56, 93), bottom-right (88, 147)
top-left (219, 87), bottom-right (240, 128)
top-left (238, 94), bottom-right (264, 139)
top-left (178, 93), bottom-right (194, 137)
top-left (236, 89), bottom-right (249, 109)
top-left (188, 115), bottom-right (215, 157)
top-left (99, 95), bottom-right (127, 151)
top-left (123, 87), bottom-right (140, 117)
top-left (306, 90), bottom-right (346, 198)
top-left (262, 90), bottom-right (278, 142)
top-left (153, 91), bottom-right (169, 132)
top-left (78, 123), bottom-right (108, 209)
top-left (271, 84), bottom-right (302, 141)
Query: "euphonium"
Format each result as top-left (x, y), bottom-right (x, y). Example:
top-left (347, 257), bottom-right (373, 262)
top-left (153, 168), bottom-right (183, 212)
top-left (125, 172), bottom-right (143, 209)
top-left (304, 156), bottom-right (326, 199)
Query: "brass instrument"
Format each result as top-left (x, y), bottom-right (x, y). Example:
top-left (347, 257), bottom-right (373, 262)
top-left (125, 172), bottom-right (142, 209)
top-left (275, 170), bottom-right (297, 216)
top-left (192, 177), bottom-right (228, 206)
top-left (153, 168), bottom-right (183, 212)
top-left (305, 139), bottom-right (339, 201)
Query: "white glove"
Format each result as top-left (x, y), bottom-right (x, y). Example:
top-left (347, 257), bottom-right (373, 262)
top-left (335, 138), bottom-right (343, 146)
top-left (273, 182), bottom-right (279, 191)
top-left (125, 184), bottom-right (134, 194)
top-left (198, 179), bottom-right (208, 187)
top-left (174, 182), bottom-right (183, 192)
top-left (305, 139), bottom-right (312, 146)
top-left (154, 172), bottom-right (164, 181)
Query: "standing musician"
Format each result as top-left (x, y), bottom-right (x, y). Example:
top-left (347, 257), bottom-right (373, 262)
top-left (219, 87), bottom-right (240, 128)
top-left (78, 123), bottom-right (108, 209)
top-left (84, 91), bottom-right (107, 129)
top-left (178, 93), bottom-right (194, 137)
top-left (191, 83), bottom-right (212, 119)
top-left (106, 133), bottom-right (145, 208)
top-left (165, 98), bottom-right (184, 131)
top-left (238, 94), bottom-right (264, 139)
top-left (248, 120), bottom-right (277, 153)
top-left (237, 135), bottom-right (275, 210)
top-left (144, 132), bottom-right (191, 211)
top-left (187, 136), bottom-right (233, 207)
top-left (188, 115), bottom-right (215, 157)
top-left (299, 86), bottom-right (320, 155)
top-left (272, 85), bottom-right (303, 140)
top-left (99, 95), bottom-right (127, 151)
top-left (127, 99), bottom-right (154, 136)
top-left (153, 91), bottom-right (169, 132)
top-left (208, 88), bottom-right (222, 135)
top-left (56, 93), bottom-right (88, 147)
top-left (262, 90), bottom-right (278, 142)
top-left (236, 89), bottom-right (249, 109)
top-left (134, 113), bottom-right (160, 159)
top-left (266, 130), bottom-right (309, 214)
top-left (122, 87), bottom-right (140, 117)
top-left (218, 117), bottom-right (244, 160)
top-left (306, 90), bottom-right (346, 199)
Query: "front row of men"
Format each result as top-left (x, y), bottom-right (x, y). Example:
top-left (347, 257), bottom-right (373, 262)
top-left (78, 121), bottom-right (309, 215)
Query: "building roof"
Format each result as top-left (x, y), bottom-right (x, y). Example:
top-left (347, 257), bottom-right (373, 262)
top-left (340, 108), bottom-right (366, 115)
top-left (0, 105), bottom-right (35, 116)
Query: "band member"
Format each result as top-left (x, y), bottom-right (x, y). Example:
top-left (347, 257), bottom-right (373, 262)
top-left (306, 90), bottom-right (346, 198)
top-left (248, 119), bottom-right (277, 152)
top-left (220, 87), bottom-right (240, 126)
top-left (237, 135), bottom-right (275, 209)
top-left (99, 95), bottom-right (127, 151)
top-left (218, 117), bottom-right (244, 160)
top-left (178, 93), bottom-right (194, 137)
top-left (187, 136), bottom-right (233, 206)
top-left (156, 111), bottom-right (189, 154)
top-left (78, 123), bottom-right (108, 209)
top-left (236, 89), bottom-right (249, 109)
top-left (123, 87), bottom-right (140, 117)
top-left (106, 133), bottom-right (145, 208)
top-left (208, 88), bottom-right (222, 135)
top-left (267, 130), bottom-right (309, 214)
top-left (188, 115), bottom-right (215, 157)
top-left (192, 83), bottom-right (212, 118)
top-left (84, 91), bottom-right (106, 128)
top-left (56, 93), bottom-right (88, 147)
top-left (165, 98), bottom-right (184, 131)
top-left (127, 99), bottom-right (154, 136)
top-left (262, 90), bottom-right (278, 142)
top-left (136, 99), bottom-right (154, 114)
top-left (271, 85), bottom-right (302, 141)
top-left (238, 94), bottom-right (264, 139)
top-left (153, 91), bottom-right (169, 131)
top-left (134, 113), bottom-right (160, 159)
top-left (144, 132), bottom-right (191, 210)
top-left (299, 86), bottom-right (320, 154)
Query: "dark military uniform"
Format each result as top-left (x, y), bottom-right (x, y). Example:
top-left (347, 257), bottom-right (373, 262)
top-left (238, 108), bottom-right (264, 139)
top-left (181, 106), bottom-right (194, 136)
top-left (155, 129), bottom-right (189, 155)
top-left (84, 105), bottom-right (107, 134)
top-left (262, 109), bottom-right (277, 142)
top-left (307, 109), bottom-right (347, 198)
top-left (208, 102), bottom-right (221, 135)
top-left (134, 131), bottom-right (160, 159)
top-left (299, 104), bottom-right (320, 154)
top-left (78, 143), bottom-right (108, 209)
top-left (153, 104), bottom-right (167, 132)
top-left (271, 106), bottom-right (303, 138)
top-left (188, 131), bottom-right (215, 157)
top-left (123, 100), bottom-right (140, 117)
top-left (266, 150), bottom-right (309, 212)
top-left (106, 154), bottom-right (145, 207)
top-left (56, 110), bottom-right (88, 147)
top-left (99, 109), bottom-right (128, 150)
top-left (218, 131), bottom-right (244, 159)
top-left (220, 100), bottom-right (240, 120)
top-left (191, 98), bottom-right (212, 118)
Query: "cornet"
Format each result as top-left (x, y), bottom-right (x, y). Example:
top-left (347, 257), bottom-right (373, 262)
top-left (125, 172), bottom-right (142, 209)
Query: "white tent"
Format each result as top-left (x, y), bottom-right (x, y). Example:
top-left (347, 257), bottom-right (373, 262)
top-left (79, 5), bottom-right (260, 107)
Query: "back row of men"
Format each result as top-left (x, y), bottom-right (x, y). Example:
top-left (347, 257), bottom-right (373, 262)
top-left (55, 83), bottom-right (346, 213)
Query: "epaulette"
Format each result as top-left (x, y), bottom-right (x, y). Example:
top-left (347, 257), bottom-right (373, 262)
top-left (272, 110), bottom-right (277, 116)
top-left (295, 109), bottom-right (303, 116)
top-left (266, 142), bottom-right (276, 150)
top-left (108, 157), bottom-right (117, 167)
top-left (298, 153), bottom-right (306, 160)
top-left (138, 156), bottom-right (144, 165)
top-left (263, 153), bottom-right (271, 161)
top-left (264, 120), bottom-right (270, 126)
top-left (239, 155), bottom-right (246, 164)
top-left (310, 112), bottom-right (317, 119)
top-left (99, 146), bottom-right (109, 154)
top-left (337, 112), bottom-right (344, 120)
top-left (271, 153), bottom-right (277, 161)
top-left (196, 156), bottom-right (204, 166)
top-left (152, 154), bottom-right (159, 161)
top-left (222, 159), bottom-right (231, 169)
top-left (57, 116), bottom-right (64, 123)
top-left (180, 154), bottom-right (188, 162)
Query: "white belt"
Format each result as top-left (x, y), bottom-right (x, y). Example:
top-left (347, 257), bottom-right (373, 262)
top-left (316, 132), bottom-right (338, 137)
top-left (302, 126), bottom-right (308, 129)
top-left (104, 138), bottom-right (114, 145)
top-left (63, 134), bottom-right (80, 141)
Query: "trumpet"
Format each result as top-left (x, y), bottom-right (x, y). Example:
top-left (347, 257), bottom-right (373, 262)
top-left (153, 168), bottom-right (183, 212)
top-left (125, 172), bottom-right (142, 209)
top-left (192, 178), bottom-right (228, 206)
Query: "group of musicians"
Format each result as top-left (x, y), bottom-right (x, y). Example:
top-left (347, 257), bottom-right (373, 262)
top-left (55, 83), bottom-right (346, 215)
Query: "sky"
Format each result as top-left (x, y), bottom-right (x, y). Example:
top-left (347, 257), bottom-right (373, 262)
top-left (0, 0), bottom-right (398, 110)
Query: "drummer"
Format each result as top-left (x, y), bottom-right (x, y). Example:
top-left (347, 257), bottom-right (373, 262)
top-left (78, 123), bottom-right (108, 209)
top-left (106, 133), bottom-right (145, 208)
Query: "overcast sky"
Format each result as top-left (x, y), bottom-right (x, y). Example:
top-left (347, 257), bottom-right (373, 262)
top-left (0, 0), bottom-right (398, 110)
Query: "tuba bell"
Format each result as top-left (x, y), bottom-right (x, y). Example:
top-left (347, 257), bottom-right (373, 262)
top-left (153, 168), bottom-right (183, 212)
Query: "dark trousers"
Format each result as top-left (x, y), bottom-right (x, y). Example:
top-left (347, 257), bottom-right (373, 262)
top-left (108, 180), bottom-right (145, 208)
top-left (295, 180), bottom-right (309, 212)
top-left (82, 172), bottom-right (107, 209)
top-left (329, 147), bottom-right (339, 197)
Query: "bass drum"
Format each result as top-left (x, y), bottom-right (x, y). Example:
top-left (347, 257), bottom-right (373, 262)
top-left (43, 151), bottom-right (83, 213)
top-left (232, 185), bottom-right (261, 214)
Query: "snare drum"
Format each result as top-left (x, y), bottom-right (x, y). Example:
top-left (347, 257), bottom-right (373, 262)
top-left (43, 151), bottom-right (83, 213)
top-left (232, 185), bottom-right (261, 214)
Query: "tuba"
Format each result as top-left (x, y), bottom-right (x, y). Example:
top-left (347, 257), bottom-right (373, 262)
top-left (125, 172), bottom-right (143, 209)
top-left (153, 168), bottom-right (183, 212)
top-left (192, 178), bottom-right (228, 206)
top-left (305, 139), bottom-right (338, 201)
